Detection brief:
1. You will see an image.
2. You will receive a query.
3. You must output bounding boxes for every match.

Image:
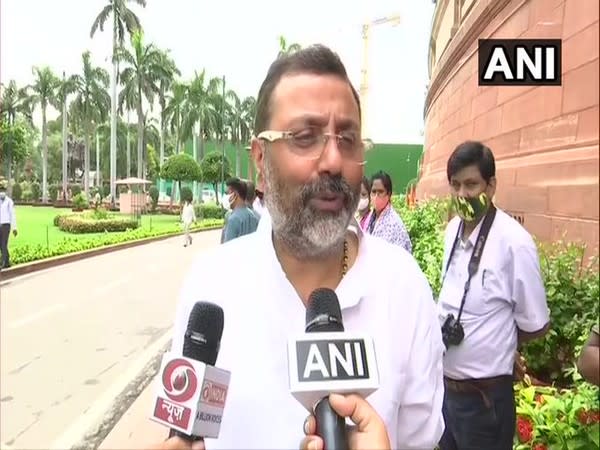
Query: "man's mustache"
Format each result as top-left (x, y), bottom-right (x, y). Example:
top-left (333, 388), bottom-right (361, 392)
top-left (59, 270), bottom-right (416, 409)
top-left (300, 175), bottom-right (354, 206)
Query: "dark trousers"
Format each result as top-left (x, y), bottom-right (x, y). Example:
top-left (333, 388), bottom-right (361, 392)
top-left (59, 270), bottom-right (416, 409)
top-left (0, 223), bottom-right (11, 268)
top-left (439, 375), bottom-right (515, 450)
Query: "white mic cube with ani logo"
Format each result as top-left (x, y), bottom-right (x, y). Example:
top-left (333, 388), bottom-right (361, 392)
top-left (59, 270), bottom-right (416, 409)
top-left (150, 352), bottom-right (231, 438)
top-left (287, 332), bottom-right (380, 411)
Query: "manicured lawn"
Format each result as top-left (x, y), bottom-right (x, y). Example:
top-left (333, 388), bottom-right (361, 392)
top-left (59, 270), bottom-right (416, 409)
top-left (10, 206), bottom-right (185, 251)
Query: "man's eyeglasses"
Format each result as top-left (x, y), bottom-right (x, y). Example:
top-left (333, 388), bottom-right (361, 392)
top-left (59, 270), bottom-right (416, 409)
top-left (257, 128), bottom-right (373, 162)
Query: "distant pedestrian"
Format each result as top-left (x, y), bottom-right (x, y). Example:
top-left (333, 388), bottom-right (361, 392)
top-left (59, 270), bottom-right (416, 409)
top-left (0, 184), bottom-right (18, 269)
top-left (181, 199), bottom-right (196, 247)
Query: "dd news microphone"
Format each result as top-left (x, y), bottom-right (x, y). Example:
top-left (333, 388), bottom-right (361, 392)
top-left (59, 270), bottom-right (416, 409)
top-left (150, 301), bottom-right (230, 441)
top-left (288, 288), bottom-right (380, 450)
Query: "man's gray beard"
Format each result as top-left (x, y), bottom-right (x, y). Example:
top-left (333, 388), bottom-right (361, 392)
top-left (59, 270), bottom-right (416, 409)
top-left (263, 156), bottom-right (359, 260)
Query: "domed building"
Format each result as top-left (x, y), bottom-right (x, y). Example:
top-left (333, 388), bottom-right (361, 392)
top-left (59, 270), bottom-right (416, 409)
top-left (419, 0), bottom-right (598, 255)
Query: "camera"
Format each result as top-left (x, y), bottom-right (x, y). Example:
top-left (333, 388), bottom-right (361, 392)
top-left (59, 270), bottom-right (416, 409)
top-left (441, 314), bottom-right (464, 349)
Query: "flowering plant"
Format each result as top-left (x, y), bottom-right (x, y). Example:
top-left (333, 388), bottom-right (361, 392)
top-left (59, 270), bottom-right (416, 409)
top-left (513, 375), bottom-right (599, 449)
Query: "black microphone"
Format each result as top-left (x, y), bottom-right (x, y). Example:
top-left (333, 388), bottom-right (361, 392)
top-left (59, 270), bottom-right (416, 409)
top-left (168, 301), bottom-right (224, 442)
top-left (305, 288), bottom-right (349, 450)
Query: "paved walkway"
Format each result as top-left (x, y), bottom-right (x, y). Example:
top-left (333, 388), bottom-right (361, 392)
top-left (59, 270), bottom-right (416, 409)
top-left (0, 229), bottom-right (221, 450)
top-left (98, 378), bottom-right (166, 450)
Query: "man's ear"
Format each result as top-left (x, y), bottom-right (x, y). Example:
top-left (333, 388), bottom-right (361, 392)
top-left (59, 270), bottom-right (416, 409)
top-left (487, 176), bottom-right (497, 202)
top-left (251, 136), bottom-right (265, 192)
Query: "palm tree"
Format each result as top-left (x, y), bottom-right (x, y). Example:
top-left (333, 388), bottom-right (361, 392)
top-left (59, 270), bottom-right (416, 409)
top-left (53, 72), bottom-right (78, 201)
top-left (163, 80), bottom-right (189, 203)
top-left (71, 51), bottom-right (110, 196)
top-left (226, 93), bottom-right (256, 176)
top-left (116, 29), bottom-right (166, 179)
top-left (155, 49), bottom-right (180, 196)
top-left (30, 66), bottom-right (60, 202)
top-left (90, 0), bottom-right (146, 202)
top-left (278, 35), bottom-right (302, 57)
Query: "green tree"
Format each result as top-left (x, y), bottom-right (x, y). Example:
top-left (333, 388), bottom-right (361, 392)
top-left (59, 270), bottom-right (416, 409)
top-left (30, 66), bottom-right (60, 202)
top-left (0, 119), bottom-right (28, 169)
top-left (200, 152), bottom-right (231, 204)
top-left (160, 153), bottom-right (201, 203)
top-left (117, 29), bottom-right (168, 178)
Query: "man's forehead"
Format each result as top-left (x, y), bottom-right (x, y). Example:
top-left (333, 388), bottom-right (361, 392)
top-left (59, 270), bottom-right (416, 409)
top-left (269, 73), bottom-right (359, 124)
top-left (451, 165), bottom-right (483, 182)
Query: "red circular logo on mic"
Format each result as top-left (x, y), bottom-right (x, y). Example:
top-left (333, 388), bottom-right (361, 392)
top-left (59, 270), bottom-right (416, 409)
top-left (162, 358), bottom-right (198, 403)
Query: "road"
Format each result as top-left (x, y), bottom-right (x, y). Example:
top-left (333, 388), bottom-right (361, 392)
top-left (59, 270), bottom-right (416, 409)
top-left (0, 229), bottom-right (221, 450)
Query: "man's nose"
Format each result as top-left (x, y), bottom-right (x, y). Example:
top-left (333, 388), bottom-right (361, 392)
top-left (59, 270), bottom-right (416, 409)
top-left (316, 135), bottom-right (343, 175)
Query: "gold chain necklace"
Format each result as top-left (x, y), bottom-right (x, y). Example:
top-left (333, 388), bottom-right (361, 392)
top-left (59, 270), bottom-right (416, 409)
top-left (341, 239), bottom-right (349, 277)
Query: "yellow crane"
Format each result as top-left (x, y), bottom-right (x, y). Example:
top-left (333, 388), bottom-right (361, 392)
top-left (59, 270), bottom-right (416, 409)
top-left (360, 14), bottom-right (401, 138)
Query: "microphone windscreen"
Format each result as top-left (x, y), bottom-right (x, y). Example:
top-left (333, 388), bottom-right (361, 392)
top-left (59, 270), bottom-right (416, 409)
top-left (305, 288), bottom-right (344, 333)
top-left (183, 302), bottom-right (224, 365)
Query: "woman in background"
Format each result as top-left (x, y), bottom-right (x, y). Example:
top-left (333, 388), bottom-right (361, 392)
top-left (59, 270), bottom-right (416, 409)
top-left (365, 170), bottom-right (412, 253)
top-left (356, 176), bottom-right (372, 231)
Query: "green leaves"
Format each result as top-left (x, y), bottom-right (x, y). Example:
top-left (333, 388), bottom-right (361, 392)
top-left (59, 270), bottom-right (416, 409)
top-left (160, 153), bottom-right (202, 182)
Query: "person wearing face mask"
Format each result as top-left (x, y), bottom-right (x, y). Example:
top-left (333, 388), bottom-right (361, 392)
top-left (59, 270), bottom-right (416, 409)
top-left (0, 183), bottom-right (18, 269)
top-left (355, 176), bottom-right (372, 231)
top-left (220, 177), bottom-right (258, 244)
top-left (365, 170), bottom-right (412, 253)
top-left (437, 141), bottom-right (550, 450)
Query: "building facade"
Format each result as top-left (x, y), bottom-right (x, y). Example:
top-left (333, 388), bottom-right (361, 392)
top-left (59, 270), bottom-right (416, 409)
top-left (419, 0), bottom-right (599, 254)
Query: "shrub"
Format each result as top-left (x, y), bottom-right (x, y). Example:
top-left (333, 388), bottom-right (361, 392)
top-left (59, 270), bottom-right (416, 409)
top-left (70, 184), bottom-right (82, 197)
top-left (102, 185), bottom-right (110, 198)
top-left (194, 203), bottom-right (225, 220)
top-left (520, 241), bottom-right (599, 386)
top-left (72, 192), bottom-right (88, 209)
top-left (49, 184), bottom-right (59, 202)
top-left (12, 182), bottom-right (22, 201)
top-left (180, 186), bottom-right (193, 203)
top-left (393, 196), bottom-right (449, 296)
top-left (513, 377), bottom-right (599, 449)
top-left (148, 186), bottom-right (159, 212)
top-left (57, 213), bottom-right (140, 233)
top-left (30, 181), bottom-right (40, 201)
top-left (12, 218), bottom-right (224, 266)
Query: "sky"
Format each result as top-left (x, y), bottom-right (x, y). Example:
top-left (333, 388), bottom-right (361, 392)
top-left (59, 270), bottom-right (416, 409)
top-left (1, 0), bottom-right (435, 144)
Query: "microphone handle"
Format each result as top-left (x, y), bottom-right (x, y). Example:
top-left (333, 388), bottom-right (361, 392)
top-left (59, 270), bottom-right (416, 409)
top-left (168, 428), bottom-right (205, 442)
top-left (314, 396), bottom-right (349, 450)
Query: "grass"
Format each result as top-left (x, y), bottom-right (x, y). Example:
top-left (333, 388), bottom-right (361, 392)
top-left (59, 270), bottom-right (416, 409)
top-left (10, 205), bottom-right (187, 251)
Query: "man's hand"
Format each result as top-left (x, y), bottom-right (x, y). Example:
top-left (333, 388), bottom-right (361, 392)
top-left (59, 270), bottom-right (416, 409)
top-left (12, 229), bottom-right (17, 237)
top-left (513, 350), bottom-right (527, 381)
top-left (300, 393), bottom-right (391, 450)
top-left (151, 437), bottom-right (205, 450)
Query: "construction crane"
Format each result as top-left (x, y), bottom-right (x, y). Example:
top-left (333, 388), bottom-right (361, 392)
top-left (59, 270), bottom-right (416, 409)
top-left (360, 14), bottom-right (401, 138)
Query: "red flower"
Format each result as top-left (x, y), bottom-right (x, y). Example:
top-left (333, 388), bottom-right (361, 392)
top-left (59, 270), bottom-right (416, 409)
top-left (532, 443), bottom-right (547, 450)
top-left (517, 416), bottom-right (534, 443)
top-left (579, 409), bottom-right (600, 425)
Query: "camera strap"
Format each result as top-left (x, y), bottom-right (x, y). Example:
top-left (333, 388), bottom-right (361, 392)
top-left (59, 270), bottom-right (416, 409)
top-left (442, 204), bottom-right (497, 322)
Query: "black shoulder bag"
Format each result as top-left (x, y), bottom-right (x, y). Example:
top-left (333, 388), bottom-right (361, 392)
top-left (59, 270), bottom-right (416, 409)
top-left (441, 205), bottom-right (497, 349)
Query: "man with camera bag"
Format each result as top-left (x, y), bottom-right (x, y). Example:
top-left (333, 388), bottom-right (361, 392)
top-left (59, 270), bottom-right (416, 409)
top-left (437, 141), bottom-right (550, 450)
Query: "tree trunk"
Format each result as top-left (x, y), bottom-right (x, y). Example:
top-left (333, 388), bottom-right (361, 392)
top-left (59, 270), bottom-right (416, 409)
top-left (61, 91), bottom-right (68, 202)
top-left (127, 111), bottom-right (131, 177)
top-left (41, 105), bottom-right (48, 202)
top-left (136, 96), bottom-right (144, 179)
top-left (159, 107), bottom-right (165, 196)
top-left (84, 132), bottom-right (91, 197)
top-left (109, 13), bottom-right (119, 206)
top-left (96, 130), bottom-right (101, 187)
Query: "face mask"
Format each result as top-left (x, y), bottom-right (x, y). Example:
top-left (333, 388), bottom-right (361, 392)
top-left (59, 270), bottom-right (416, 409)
top-left (373, 195), bottom-right (389, 213)
top-left (453, 192), bottom-right (490, 222)
top-left (357, 197), bottom-right (369, 212)
top-left (222, 194), bottom-right (231, 211)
